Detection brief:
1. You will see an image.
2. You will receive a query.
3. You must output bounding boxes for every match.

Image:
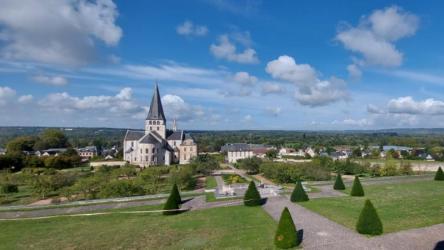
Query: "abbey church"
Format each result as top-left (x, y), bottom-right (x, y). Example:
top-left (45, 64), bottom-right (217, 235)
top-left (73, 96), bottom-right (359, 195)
top-left (123, 84), bottom-right (198, 167)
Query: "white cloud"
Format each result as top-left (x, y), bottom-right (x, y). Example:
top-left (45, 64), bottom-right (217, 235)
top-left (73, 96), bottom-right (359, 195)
top-left (0, 86), bottom-right (16, 106)
top-left (387, 96), bottom-right (444, 115)
top-left (39, 87), bottom-right (140, 114)
top-left (242, 114), bottom-right (253, 123)
top-left (266, 55), bottom-right (348, 106)
top-left (32, 75), bottom-right (68, 86)
top-left (176, 20), bottom-right (208, 36)
top-left (336, 6), bottom-right (419, 72)
top-left (161, 94), bottom-right (204, 122)
top-left (210, 35), bottom-right (259, 64)
top-left (367, 104), bottom-right (384, 114)
top-left (261, 83), bottom-right (285, 95)
top-left (265, 107), bottom-right (281, 116)
top-left (233, 71), bottom-right (257, 86)
top-left (347, 64), bottom-right (362, 79)
top-left (18, 94), bottom-right (33, 104)
top-left (0, 0), bottom-right (122, 66)
top-left (342, 118), bottom-right (373, 127)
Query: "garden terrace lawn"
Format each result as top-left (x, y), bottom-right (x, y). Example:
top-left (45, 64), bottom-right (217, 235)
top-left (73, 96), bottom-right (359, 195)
top-left (301, 180), bottom-right (444, 233)
top-left (0, 205), bottom-right (278, 250)
top-left (205, 176), bottom-right (217, 189)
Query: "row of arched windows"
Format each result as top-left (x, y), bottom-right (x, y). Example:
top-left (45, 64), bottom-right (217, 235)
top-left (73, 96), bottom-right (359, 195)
top-left (148, 120), bottom-right (161, 125)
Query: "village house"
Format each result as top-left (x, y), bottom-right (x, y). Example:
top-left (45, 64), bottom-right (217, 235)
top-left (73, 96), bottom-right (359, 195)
top-left (76, 146), bottom-right (98, 159)
top-left (222, 143), bottom-right (275, 163)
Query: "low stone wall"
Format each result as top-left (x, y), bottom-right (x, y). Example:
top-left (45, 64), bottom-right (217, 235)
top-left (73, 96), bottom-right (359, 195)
top-left (367, 161), bottom-right (442, 172)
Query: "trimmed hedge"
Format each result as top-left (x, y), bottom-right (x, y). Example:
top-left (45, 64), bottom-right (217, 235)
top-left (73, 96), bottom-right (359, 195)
top-left (435, 167), bottom-right (444, 181)
top-left (244, 181), bottom-right (262, 206)
top-left (163, 183), bottom-right (181, 215)
top-left (333, 173), bottom-right (346, 190)
top-left (350, 176), bottom-right (364, 197)
top-left (356, 199), bottom-right (383, 235)
top-left (274, 207), bottom-right (299, 249)
top-left (290, 180), bottom-right (309, 202)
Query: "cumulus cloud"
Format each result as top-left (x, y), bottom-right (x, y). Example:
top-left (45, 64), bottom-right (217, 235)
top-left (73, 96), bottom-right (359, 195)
top-left (347, 64), bottom-right (362, 79)
top-left (265, 107), bottom-right (281, 117)
top-left (210, 35), bottom-right (259, 64)
top-left (341, 118), bottom-right (373, 127)
top-left (0, 86), bottom-right (16, 106)
top-left (18, 95), bottom-right (33, 104)
top-left (0, 0), bottom-right (122, 66)
top-left (367, 104), bottom-right (384, 114)
top-left (242, 114), bottom-right (253, 123)
top-left (32, 75), bottom-right (68, 86)
top-left (233, 71), bottom-right (257, 86)
top-left (176, 20), bottom-right (208, 36)
top-left (161, 94), bottom-right (204, 122)
top-left (336, 6), bottom-right (419, 73)
top-left (39, 87), bottom-right (140, 114)
top-left (261, 83), bottom-right (285, 95)
top-left (387, 96), bottom-right (444, 115)
top-left (266, 55), bottom-right (348, 107)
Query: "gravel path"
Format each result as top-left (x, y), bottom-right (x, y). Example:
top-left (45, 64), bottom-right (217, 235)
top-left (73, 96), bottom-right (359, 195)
top-left (309, 185), bottom-right (346, 199)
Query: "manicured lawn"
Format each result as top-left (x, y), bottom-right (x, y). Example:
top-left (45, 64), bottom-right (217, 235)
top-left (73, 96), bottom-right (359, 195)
top-left (0, 205), bottom-right (278, 249)
top-left (301, 180), bottom-right (444, 233)
top-left (222, 174), bottom-right (248, 184)
top-left (205, 176), bottom-right (217, 189)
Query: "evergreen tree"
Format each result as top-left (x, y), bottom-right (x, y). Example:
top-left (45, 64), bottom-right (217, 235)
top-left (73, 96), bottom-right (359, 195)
top-left (163, 183), bottom-right (181, 215)
top-left (350, 176), bottom-right (365, 196)
top-left (435, 167), bottom-right (444, 181)
top-left (290, 180), bottom-right (309, 202)
top-left (356, 199), bottom-right (383, 235)
top-left (244, 181), bottom-right (262, 206)
top-left (274, 207), bottom-right (299, 249)
top-left (333, 173), bottom-right (346, 190)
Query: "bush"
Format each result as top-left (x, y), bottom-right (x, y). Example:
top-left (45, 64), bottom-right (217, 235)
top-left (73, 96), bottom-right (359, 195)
top-left (1, 183), bottom-right (18, 193)
top-left (356, 199), bottom-right (383, 235)
top-left (350, 176), bottom-right (364, 196)
top-left (435, 167), bottom-right (444, 181)
top-left (379, 160), bottom-right (398, 176)
top-left (290, 180), bottom-right (309, 202)
top-left (244, 181), bottom-right (262, 206)
top-left (274, 207), bottom-right (299, 249)
top-left (260, 162), bottom-right (330, 183)
top-left (333, 173), bottom-right (345, 190)
top-left (163, 183), bottom-right (182, 215)
top-left (237, 157), bottom-right (262, 174)
top-left (98, 180), bottom-right (144, 198)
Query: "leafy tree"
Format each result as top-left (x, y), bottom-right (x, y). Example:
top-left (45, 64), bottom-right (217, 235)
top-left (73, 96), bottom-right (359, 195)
top-left (163, 183), bottom-right (182, 215)
top-left (379, 159), bottom-right (398, 176)
top-left (333, 173), bottom-right (346, 190)
top-left (352, 147), bottom-right (362, 158)
top-left (98, 180), bottom-right (144, 198)
top-left (350, 176), bottom-right (365, 196)
top-left (237, 157), bottom-right (262, 174)
top-left (189, 154), bottom-right (219, 175)
top-left (24, 156), bottom-right (45, 168)
top-left (356, 199), bottom-right (383, 235)
top-left (6, 136), bottom-right (36, 153)
top-left (244, 181), bottom-right (262, 206)
top-left (290, 180), bottom-right (309, 202)
top-left (266, 149), bottom-right (278, 159)
top-left (274, 207), bottom-right (299, 248)
top-left (435, 167), bottom-right (444, 181)
top-left (34, 129), bottom-right (69, 150)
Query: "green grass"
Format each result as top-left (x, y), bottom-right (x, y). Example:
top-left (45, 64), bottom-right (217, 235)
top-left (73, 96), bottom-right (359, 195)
top-left (205, 176), bottom-right (217, 189)
top-left (222, 174), bottom-right (248, 184)
top-left (301, 180), bottom-right (444, 233)
top-left (0, 185), bottom-right (38, 205)
top-left (0, 205), bottom-right (279, 250)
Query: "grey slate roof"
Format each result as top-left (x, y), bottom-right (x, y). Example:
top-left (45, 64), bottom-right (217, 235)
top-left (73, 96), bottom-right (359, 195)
top-left (140, 134), bottom-right (161, 144)
top-left (124, 130), bottom-right (144, 141)
top-left (167, 130), bottom-right (183, 140)
top-left (146, 84), bottom-right (166, 121)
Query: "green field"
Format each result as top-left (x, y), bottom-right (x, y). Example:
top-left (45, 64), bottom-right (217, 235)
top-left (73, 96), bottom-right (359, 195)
top-left (0, 205), bottom-right (278, 250)
top-left (205, 176), bottom-right (217, 189)
top-left (301, 180), bottom-right (444, 233)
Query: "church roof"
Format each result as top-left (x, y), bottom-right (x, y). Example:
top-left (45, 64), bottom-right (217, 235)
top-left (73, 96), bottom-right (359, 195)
top-left (146, 83), bottom-right (166, 121)
top-left (124, 130), bottom-right (144, 141)
top-left (140, 133), bottom-right (161, 144)
top-left (167, 130), bottom-right (183, 140)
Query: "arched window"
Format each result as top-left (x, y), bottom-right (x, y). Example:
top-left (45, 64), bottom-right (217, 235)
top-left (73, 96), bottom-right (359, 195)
top-left (157, 120), bottom-right (160, 125)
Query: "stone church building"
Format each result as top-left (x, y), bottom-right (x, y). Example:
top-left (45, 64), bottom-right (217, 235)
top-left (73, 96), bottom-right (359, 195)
top-left (123, 84), bottom-right (198, 167)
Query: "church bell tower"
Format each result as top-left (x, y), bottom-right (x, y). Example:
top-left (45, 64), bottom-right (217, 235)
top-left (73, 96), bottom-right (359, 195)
top-left (145, 83), bottom-right (166, 139)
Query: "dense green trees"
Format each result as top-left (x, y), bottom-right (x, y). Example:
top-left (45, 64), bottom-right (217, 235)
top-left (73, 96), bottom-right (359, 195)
top-left (163, 183), bottom-right (182, 215)
top-left (265, 149), bottom-right (278, 159)
top-left (356, 199), bottom-right (383, 235)
top-left (435, 167), bottom-right (444, 181)
top-left (290, 180), bottom-right (309, 202)
top-left (237, 157), bottom-right (262, 174)
top-left (244, 181), bottom-right (262, 206)
top-left (6, 136), bottom-right (36, 153)
top-left (350, 176), bottom-right (365, 196)
top-left (274, 207), bottom-right (299, 248)
top-left (260, 162), bottom-right (330, 183)
top-left (189, 154), bottom-right (220, 175)
top-left (333, 173), bottom-right (345, 190)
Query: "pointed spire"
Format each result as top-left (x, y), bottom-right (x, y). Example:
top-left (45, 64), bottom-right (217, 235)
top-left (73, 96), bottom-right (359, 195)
top-left (146, 83), bottom-right (166, 121)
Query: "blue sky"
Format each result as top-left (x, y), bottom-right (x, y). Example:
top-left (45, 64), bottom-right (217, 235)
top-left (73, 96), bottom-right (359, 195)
top-left (1, 0), bottom-right (444, 130)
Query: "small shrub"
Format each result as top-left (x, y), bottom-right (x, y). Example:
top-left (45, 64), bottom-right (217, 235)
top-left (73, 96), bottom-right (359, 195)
top-left (163, 183), bottom-right (182, 215)
top-left (1, 183), bottom-right (18, 193)
top-left (350, 176), bottom-right (364, 197)
top-left (274, 207), bottom-right (299, 249)
top-left (435, 167), bottom-right (444, 181)
top-left (356, 199), bottom-right (383, 235)
top-left (244, 181), bottom-right (262, 206)
top-left (290, 180), bottom-right (309, 202)
top-left (333, 173), bottom-right (345, 190)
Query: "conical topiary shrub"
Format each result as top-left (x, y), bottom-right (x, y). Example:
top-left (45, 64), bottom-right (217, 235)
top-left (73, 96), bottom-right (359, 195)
top-left (350, 176), bottom-right (364, 197)
top-left (435, 167), bottom-right (444, 181)
top-left (290, 180), bottom-right (309, 202)
top-left (163, 183), bottom-right (181, 215)
top-left (244, 181), bottom-right (262, 206)
top-left (275, 207), bottom-right (299, 249)
top-left (333, 173), bottom-right (346, 190)
top-left (356, 199), bottom-right (383, 235)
